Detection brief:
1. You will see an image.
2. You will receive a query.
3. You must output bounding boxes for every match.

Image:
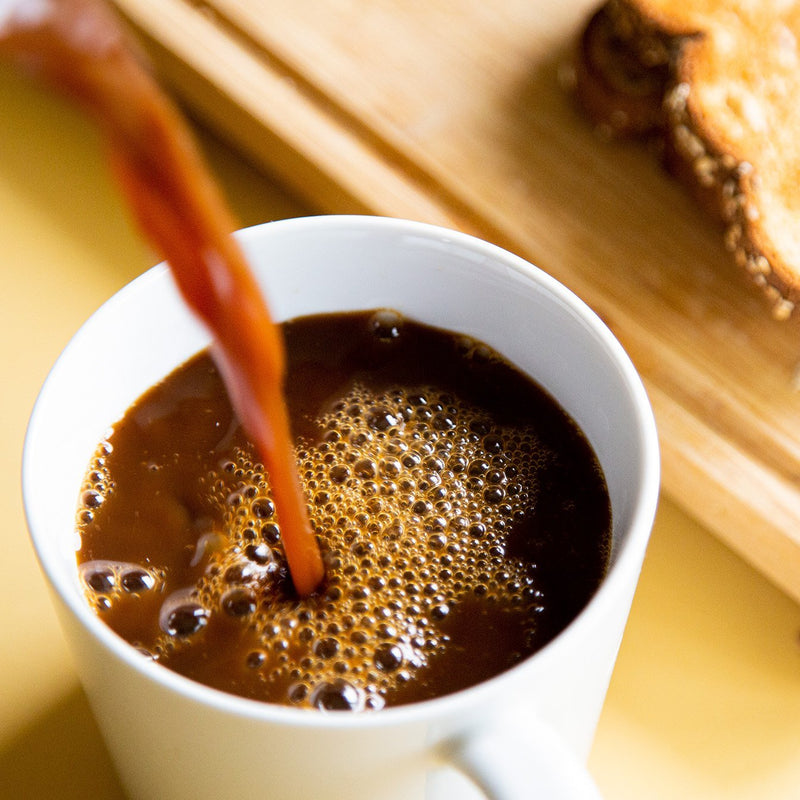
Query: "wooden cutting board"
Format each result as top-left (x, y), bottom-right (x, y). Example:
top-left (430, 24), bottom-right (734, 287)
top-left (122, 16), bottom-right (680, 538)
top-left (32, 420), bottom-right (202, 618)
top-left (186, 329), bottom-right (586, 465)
top-left (111, 0), bottom-right (800, 604)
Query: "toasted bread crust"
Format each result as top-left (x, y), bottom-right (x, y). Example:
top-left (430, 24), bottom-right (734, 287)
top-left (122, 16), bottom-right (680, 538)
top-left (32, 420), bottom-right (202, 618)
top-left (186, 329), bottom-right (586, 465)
top-left (574, 3), bottom-right (673, 138)
top-left (574, 0), bottom-right (800, 320)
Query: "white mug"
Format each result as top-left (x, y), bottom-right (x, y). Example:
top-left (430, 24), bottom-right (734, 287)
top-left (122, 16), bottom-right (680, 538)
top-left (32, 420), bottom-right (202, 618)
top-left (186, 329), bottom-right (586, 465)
top-left (23, 215), bottom-right (659, 799)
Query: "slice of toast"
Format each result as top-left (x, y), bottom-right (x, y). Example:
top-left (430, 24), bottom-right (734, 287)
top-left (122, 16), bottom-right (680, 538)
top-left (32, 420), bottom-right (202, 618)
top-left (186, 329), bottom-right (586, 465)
top-left (574, 0), bottom-right (800, 320)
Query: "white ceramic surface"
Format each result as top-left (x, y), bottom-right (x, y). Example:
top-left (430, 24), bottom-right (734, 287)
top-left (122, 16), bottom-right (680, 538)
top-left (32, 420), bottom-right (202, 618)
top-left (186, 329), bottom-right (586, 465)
top-left (23, 215), bottom-right (660, 799)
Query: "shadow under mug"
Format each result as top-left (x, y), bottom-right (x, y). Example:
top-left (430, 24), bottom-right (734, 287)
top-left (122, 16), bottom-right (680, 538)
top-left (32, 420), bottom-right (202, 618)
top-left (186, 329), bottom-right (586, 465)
top-left (23, 215), bottom-right (660, 800)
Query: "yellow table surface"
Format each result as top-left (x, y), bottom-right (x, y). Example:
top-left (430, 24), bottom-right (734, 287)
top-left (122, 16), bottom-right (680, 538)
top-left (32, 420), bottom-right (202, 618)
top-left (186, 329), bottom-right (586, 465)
top-left (1, 62), bottom-right (799, 800)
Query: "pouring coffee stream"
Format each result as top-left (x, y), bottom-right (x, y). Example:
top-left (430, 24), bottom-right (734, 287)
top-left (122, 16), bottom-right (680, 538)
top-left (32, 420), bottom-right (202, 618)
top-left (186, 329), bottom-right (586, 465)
top-left (0, 0), bottom-right (324, 596)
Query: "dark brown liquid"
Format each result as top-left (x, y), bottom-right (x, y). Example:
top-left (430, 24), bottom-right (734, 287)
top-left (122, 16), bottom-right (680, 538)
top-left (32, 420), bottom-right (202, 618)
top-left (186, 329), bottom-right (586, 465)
top-left (77, 310), bottom-right (611, 711)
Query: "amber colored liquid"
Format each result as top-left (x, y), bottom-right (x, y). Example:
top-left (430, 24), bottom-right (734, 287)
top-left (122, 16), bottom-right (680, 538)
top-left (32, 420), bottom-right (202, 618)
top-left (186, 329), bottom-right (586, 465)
top-left (0, 0), bottom-right (322, 595)
top-left (77, 310), bottom-right (611, 711)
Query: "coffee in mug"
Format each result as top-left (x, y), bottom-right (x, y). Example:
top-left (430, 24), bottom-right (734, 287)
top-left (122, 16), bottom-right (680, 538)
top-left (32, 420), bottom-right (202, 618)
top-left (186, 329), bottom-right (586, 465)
top-left (24, 216), bottom-right (660, 800)
top-left (76, 309), bottom-right (612, 711)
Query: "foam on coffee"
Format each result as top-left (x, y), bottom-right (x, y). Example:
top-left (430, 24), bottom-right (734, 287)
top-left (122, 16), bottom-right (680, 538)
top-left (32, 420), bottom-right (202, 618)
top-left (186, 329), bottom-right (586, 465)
top-left (81, 390), bottom-right (551, 710)
top-left (77, 310), bottom-right (611, 710)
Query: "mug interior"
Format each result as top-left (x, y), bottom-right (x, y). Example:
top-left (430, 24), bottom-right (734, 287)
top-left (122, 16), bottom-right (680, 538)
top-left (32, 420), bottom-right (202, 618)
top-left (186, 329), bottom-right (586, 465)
top-left (23, 215), bottom-right (658, 714)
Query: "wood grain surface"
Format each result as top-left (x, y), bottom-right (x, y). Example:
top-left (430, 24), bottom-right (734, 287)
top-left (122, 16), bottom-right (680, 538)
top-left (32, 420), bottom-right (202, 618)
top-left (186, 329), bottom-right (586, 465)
top-left (110, 0), bottom-right (800, 604)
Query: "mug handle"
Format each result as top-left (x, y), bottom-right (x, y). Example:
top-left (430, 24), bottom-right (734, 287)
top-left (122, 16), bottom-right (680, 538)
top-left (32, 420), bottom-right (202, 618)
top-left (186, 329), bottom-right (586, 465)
top-left (443, 715), bottom-right (604, 799)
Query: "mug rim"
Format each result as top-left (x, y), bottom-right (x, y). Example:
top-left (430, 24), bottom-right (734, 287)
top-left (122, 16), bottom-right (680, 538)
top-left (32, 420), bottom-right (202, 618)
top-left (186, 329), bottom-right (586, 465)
top-left (22, 214), bottom-right (660, 731)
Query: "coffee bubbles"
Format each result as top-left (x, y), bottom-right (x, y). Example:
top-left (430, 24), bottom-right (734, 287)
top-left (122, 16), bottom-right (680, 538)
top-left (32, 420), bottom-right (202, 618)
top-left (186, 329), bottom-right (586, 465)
top-left (76, 311), bottom-right (611, 710)
top-left (80, 560), bottom-right (159, 598)
top-left (167, 383), bottom-right (544, 709)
